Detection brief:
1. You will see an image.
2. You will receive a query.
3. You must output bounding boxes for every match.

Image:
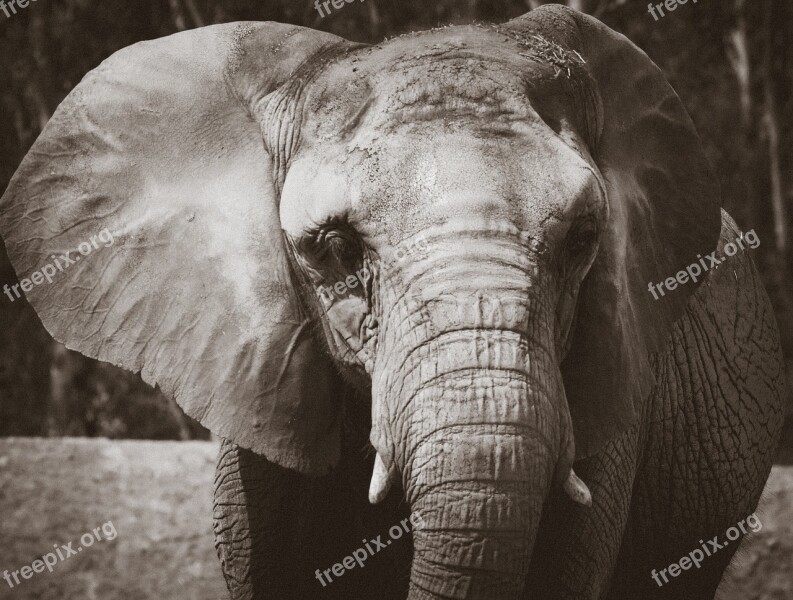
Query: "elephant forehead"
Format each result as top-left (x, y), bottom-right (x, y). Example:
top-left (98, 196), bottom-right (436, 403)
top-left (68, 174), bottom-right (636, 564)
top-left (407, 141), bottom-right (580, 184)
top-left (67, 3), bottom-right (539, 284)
top-left (281, 125), bottom-right (600, 247)
top-left (286, 29), bottom-right (604, 244)
top-left (304, 29), bottom-right (543, 140)
top-left (366, 56), bottom-right (534, 131)
top-left (353, 135), bottom-right (600, 243)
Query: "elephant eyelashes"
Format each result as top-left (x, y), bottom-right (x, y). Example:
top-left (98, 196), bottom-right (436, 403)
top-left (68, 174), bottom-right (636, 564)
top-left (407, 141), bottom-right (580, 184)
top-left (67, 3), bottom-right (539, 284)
top-left (325, 230), bottom-right (363, 267)
top-left (300, 219), bottom-right (364, 271)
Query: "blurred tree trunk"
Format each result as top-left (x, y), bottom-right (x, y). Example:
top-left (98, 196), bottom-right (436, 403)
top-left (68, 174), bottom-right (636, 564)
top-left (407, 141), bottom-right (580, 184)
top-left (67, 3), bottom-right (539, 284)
top-left (764, 80), bottom-right (786, 255)
top-left (725, 0), bottom-right (756, 229)
top-left (48, 343), bottom-right (90, 436)
top-left (762, 0), bottom-right (788, 256)
top-left (183, 0), bottom-right (205, 27)
top-left (169, 0), bottom-right (187, 30)
top-left (726, 0), bottom-right (751, 130)
top-left (761, 0), bottom-right (793, 417)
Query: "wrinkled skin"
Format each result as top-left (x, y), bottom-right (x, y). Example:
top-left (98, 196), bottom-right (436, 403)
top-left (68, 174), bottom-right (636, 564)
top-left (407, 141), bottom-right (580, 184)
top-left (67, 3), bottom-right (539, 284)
top-left (214, 16), bottom-right (786, 600)
top-left (0, 5), bottom-right (785, 600)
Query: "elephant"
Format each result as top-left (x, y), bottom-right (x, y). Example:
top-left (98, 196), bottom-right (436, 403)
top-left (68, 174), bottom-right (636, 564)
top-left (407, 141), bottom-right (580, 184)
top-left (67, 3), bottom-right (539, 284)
top-left (0, 4), bottom-right (786, 600)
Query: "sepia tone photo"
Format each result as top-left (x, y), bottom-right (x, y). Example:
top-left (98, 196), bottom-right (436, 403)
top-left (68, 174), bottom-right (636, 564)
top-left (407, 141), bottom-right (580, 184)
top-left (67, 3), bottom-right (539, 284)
top-left (0, 1), bottom-right (791, 598)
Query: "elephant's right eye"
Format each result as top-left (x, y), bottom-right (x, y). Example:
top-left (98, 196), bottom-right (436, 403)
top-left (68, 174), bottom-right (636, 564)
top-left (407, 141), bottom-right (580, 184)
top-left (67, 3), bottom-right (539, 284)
top-left (299, 218), bottom-right (364, 272)
top-left (322, 228), bottom-right (362, 266)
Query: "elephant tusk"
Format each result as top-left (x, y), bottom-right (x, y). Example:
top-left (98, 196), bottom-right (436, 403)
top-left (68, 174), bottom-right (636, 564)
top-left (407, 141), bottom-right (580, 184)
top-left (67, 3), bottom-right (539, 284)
top-left (563, 468), bottom-right (592, 506)
top-left (369, 453), bottom-right (395, 505)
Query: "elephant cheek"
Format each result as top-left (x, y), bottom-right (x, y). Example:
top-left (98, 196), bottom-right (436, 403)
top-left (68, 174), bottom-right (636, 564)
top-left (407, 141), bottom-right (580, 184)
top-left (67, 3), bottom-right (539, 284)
top-left (324, 296), bottom-right (376, 370)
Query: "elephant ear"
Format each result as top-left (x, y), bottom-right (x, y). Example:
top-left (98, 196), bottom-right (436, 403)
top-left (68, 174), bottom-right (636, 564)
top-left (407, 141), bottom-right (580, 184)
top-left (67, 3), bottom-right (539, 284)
top-left (504, 6), bottom-right (721, 457)
top-left (0, 23), bottom-right (360, 474)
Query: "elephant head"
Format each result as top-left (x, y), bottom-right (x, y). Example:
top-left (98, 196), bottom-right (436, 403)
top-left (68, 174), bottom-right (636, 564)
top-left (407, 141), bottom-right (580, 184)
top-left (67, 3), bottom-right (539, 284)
top-left (0, 5), bottom-right (720, 598)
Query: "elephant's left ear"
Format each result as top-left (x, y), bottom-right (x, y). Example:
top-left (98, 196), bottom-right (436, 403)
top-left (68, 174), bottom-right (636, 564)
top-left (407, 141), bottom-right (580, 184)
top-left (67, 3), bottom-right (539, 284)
top-left (505, 6), bottom-right (721, 457)
top-left (0, 23), bottom-right (361, 475)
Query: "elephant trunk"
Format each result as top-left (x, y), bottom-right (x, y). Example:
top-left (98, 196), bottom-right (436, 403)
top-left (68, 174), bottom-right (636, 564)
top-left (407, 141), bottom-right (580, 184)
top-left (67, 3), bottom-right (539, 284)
top-left (370, 235), bottom-right (581, 599)
top-left (403, 359), bottom-right (563, 600)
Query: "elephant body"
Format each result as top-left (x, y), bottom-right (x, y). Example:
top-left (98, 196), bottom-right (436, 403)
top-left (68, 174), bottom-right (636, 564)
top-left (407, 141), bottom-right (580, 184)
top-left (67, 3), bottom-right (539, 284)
top-left (213, 209), bottom-right (784, 600)
top-left (530, 212), bottom-right (784, 599)
top-left (1, 4), bottom-right (785, 600)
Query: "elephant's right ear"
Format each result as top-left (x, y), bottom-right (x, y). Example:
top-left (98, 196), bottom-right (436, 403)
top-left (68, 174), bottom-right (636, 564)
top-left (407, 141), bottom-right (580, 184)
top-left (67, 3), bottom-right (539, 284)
top-left (0, 23), bottom-right (361, 475)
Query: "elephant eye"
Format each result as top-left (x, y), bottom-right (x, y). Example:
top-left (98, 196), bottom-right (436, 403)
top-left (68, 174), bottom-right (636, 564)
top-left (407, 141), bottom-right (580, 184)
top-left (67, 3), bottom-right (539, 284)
top-left (565, 218), bottom-right (599, 264)
top-left (323, 228), bottom-right (361, 265)
top-left (301, 218), bottom-right (363, 270)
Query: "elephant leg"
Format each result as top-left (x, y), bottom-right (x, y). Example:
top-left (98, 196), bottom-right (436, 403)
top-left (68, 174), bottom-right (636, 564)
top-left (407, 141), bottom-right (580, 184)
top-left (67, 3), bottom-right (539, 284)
top-left (214, 438), bottom-right (308, 600)
top-left (213, 433), bottom-right (412, 600)
top-left (524, 424), bottom-right (642, 600)
top-left (607, 228), bottom-right (786, 600)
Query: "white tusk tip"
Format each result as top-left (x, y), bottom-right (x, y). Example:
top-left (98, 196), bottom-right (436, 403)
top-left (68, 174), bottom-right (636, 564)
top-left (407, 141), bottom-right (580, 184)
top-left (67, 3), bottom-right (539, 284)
top-left (563, 469), bottom-right (592, 507)
top-left (368, 453), bottom-right (394, 505)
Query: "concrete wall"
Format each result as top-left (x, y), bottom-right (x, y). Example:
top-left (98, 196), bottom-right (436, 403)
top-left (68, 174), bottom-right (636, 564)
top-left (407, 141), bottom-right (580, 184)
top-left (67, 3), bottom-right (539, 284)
top-left (0, 438), bottom-right (790, 600)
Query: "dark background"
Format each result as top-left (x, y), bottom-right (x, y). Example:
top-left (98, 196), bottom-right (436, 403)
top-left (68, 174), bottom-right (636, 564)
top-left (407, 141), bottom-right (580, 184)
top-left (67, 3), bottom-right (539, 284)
top-left (0, 0), bottom-right (791, 449)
